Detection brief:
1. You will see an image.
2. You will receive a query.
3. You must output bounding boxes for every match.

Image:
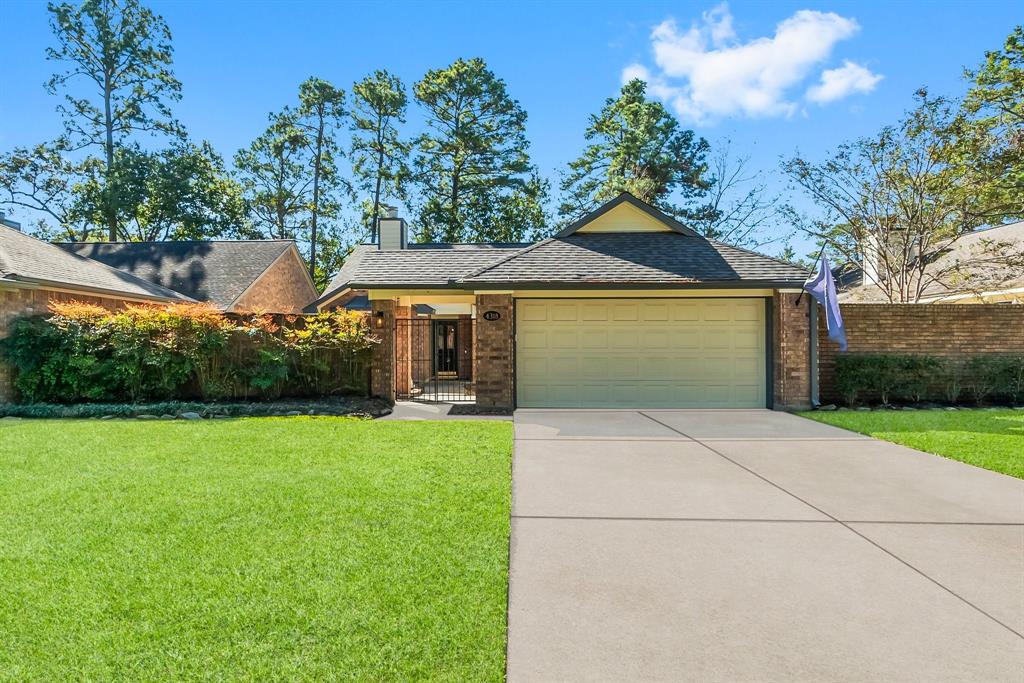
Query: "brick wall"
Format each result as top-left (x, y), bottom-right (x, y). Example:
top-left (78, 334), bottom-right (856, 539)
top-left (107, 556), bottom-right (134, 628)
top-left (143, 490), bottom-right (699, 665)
top-left (773, 291), bottom-right (812, 410)
top-left (474, 294), bottom-right (514, 409)
top-left (0, 287), bottom-right (136, 402)
top-left (818, 304), bottom-right (1024, 403)
top-left (233, 250), bottom-right (318, 314)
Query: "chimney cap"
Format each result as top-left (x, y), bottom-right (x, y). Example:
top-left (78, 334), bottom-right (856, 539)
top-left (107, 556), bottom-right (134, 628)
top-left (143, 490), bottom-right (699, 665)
top-left (381, 205), bottom-right (399, 220)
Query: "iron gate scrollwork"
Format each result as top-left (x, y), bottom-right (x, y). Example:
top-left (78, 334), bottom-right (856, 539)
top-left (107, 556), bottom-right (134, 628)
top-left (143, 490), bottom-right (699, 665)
top-left (395, 318), bottom-right (475, 402)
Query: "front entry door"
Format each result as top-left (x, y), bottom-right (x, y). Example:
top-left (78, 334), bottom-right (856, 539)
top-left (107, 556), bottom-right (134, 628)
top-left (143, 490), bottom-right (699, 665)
top-left (433, 320), bottom-right (458, 375)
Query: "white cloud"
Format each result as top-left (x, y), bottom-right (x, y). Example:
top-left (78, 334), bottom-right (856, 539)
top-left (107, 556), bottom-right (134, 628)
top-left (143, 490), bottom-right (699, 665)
top-left (623, 4), bottom-right (878, 123)
top-left (806, 60), bottom-right (883, 103)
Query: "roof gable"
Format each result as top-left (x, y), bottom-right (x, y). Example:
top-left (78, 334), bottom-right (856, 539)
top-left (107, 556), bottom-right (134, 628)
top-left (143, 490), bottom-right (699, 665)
top-left (557, 193), bottom-right (699, 237)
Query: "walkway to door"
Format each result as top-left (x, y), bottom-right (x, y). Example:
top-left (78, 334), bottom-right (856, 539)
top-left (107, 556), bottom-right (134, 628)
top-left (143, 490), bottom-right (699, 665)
top-left (507, 409), bottom-right (1024, 682)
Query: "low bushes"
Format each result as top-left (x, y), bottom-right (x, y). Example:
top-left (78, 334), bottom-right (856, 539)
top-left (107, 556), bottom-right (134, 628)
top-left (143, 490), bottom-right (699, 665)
top-left (0, 301), bottom-right (378, 404)
top-left (834, 353), bottom-right (1024, 406)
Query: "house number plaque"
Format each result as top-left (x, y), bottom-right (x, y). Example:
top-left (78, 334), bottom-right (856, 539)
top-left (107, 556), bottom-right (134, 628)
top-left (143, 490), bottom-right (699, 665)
top-left (483, 310), bottom-right (501, 321)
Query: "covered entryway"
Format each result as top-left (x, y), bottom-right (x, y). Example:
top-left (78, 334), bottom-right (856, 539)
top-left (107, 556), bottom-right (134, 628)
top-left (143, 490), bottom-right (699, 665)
top-left (515, 298), bottom-right (768, 408)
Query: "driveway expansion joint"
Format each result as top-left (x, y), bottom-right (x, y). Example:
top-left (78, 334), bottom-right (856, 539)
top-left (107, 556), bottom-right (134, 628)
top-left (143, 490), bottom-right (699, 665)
top-left (636, 410), bottom-right (1024, 641)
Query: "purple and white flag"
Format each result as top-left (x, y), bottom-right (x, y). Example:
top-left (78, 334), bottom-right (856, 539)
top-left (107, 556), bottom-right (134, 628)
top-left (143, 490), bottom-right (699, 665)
top-left (803, 256), bottom-right (847, 351)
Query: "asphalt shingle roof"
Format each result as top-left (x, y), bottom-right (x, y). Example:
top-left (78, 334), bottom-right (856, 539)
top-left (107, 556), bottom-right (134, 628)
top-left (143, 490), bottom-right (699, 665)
top-left (459, 233), bottom-right (809, 286)
top-left (318, 243), bottom-right (529, 296)
top-left (317, 233), bottom-right (807, 294)
top-left (0, 225), bottom-right (189, 301)
top-left (59, 240), bottom-right (295, 308)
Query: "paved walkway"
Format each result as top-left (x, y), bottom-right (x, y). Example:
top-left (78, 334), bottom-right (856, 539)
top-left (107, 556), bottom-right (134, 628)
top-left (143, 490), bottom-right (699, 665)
top-left (507, 409), bottom-right (1024, 682)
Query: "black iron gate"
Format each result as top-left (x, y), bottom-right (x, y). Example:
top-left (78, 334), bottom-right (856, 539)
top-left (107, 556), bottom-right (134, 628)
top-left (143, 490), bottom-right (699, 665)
top-left (395, 318), bottom-right (475, 402)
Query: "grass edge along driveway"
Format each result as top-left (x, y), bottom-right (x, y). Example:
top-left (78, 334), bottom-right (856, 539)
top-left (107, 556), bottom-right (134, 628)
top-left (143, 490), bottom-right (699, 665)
top-left (0, 417), bottom-right (513, 681)
top-left (801, 408), bottom-right (1024, 479)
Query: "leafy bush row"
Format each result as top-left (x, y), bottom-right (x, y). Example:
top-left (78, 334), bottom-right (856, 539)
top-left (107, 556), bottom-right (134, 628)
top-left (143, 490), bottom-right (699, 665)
top-left (0, 301), bottom-right (378, 404)
top-left (835, 353), bottom-right (1024, 406)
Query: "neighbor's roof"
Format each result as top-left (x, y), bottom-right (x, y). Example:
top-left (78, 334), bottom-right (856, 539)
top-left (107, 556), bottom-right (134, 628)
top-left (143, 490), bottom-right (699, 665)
top-left (458, 233), bottom-right (808, 286)
top-left (59, 240), bottom-right (297, 308)
top-left (841, 220), bottom-right (1024, 302)
top-left (0, 224), bottom-right (190, 301)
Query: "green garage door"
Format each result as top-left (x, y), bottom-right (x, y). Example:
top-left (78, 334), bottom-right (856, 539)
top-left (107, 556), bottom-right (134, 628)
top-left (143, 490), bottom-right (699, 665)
top-left (515, 298), bottom-right (767, 408)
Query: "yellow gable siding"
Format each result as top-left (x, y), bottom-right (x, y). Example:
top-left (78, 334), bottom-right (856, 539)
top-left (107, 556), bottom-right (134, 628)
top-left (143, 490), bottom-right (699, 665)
top-left (575, 202), bottom-right (673, 233)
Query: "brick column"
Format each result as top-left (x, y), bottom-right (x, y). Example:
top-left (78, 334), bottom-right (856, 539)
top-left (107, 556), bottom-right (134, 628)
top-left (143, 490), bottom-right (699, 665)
top-left (474, 293), bottom-right (514, 409)
top-left (369, 299), bottom-right (396, 402)
top-left (773, 291), bottom-right (812, 410)
top-left (394, 305), bottom-right (412, 398)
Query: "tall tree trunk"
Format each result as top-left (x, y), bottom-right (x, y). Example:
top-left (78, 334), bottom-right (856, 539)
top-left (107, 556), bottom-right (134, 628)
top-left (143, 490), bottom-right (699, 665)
top-left (309, 114), bottom-right (324, 280)
top-left (371, 144), bottom-right (384, 244)
top-left (103, 70), bottom-right (117, 241)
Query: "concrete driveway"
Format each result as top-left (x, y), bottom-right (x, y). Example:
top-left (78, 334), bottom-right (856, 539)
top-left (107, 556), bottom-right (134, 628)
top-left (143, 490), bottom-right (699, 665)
top-left (507, 409), bottom-right (1024, 682)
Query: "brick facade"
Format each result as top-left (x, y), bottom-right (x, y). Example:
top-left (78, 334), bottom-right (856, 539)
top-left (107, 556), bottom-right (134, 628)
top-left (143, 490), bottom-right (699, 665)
top-left (773, 291), bottom-right (813, 410)
top-left (368, 299), bottom-right (396, 401)
top-left (0, 287), bottom-right (137, 402)
top-left (233, 249), bottom-right (318, 314)
top-left (818, 304), bottom-right (1024, 404)
top-left (474, 294), bottom-right (514, 409)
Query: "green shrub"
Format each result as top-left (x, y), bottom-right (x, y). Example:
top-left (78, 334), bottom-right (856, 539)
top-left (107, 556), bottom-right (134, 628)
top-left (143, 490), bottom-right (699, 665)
top-left (0, 302), bottom-right (377, 404)
top-left (834, 352), bottom-right (1024, 407)
top-left (965, 355), bottom-right (1022, 404)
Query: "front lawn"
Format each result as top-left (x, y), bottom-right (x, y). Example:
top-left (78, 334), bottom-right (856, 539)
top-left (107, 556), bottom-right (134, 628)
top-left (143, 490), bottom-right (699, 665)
top-left (0, 417), bottom-right (513, 681)
top-left (801, 409), bottom-right (1024, 479)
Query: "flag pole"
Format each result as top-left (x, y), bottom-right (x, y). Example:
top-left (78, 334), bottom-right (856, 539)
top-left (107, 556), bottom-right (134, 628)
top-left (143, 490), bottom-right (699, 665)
top-left (795, 242), bottom-right (829, 307)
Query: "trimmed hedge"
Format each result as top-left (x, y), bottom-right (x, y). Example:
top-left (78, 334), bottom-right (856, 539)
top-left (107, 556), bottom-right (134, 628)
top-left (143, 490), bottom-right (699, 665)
top-left (835, 353), bottom-right (1024, 406)
top-left (0, 301), bottom-right (378, 404)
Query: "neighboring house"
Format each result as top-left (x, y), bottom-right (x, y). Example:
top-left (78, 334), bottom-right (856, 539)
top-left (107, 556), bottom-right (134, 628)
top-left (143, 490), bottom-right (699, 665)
top-left (59, 240), bottom-right (318, 313)
top-left (0, 222), bottom-right (191, 401)
top-left (840, 220), bottom-right (1024, 304)
top-left (314, 193), bottom-right (812, 410)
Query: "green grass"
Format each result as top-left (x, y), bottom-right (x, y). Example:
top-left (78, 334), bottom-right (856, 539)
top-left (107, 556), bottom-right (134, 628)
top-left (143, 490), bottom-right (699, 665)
top-left (0, 417), bottom-right (513, 681)
top-left (801, 409), bottom-right (1024, 479)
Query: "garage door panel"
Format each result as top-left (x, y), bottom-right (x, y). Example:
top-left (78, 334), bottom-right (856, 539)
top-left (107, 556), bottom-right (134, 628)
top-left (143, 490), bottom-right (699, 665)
top-left (639, 329), bottom-right (670, 348)
top-left (519, 302), bottom-right (549, 321)
top-left (641, 303), bottom-right (670, 321)
top-left (550, 329), bottom-right (577, 349)
top-left (580, 329), bottom-right (608, 349)
top-left (516, 298), bottom-right (766, 408)
top-left (609, 329), bottom-right (638, 350)
top-left (672, 302), bottom-right (700, 321)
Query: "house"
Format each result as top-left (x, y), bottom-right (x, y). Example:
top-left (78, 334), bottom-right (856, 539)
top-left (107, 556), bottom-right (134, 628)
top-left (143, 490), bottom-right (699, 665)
top-left (1, 222), bottom-right (191, 401)
top-left (314, 193), bottom-right (813, 410)
top-left (840, 220), bottom-right (1024, 304)
top-left (59, 240), bottom-right (318, 313)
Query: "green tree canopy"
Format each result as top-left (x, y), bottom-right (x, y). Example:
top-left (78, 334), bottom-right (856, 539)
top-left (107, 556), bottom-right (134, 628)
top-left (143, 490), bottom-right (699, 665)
top-left (46, 0), bottom-right (184, 240)
top-left (351, 70), bottom-right (410, 243)
top-left (559, 79), bottom-right (710, 223)
top-left (295, 77), bottom-right (349, 280)
top-left (411, 57), bottom-right (546, 243)
top-left (957, 26), bottom-right (1024, 222)
top-left (77, 141), bottom-right (246, 241)
top-left (234, 110), bottom-right (312, 241)
top-left (782, 91), bottom-right (1023, 303)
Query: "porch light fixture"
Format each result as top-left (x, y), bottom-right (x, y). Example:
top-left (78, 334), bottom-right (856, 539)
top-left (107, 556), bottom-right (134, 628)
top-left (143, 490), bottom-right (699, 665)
top-left (374, 311), bottom-right (385, 328)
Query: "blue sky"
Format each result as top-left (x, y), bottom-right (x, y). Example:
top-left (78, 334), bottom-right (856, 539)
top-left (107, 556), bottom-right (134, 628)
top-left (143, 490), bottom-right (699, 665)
top-left (0, 0), bottom-right (1018, 253)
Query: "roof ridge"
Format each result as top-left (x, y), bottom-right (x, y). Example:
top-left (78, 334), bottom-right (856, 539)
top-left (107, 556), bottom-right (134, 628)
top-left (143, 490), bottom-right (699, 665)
top-left (59, 239), bottom-right (298, 245)
top-left (455, 238), bottom-right (553, 282)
